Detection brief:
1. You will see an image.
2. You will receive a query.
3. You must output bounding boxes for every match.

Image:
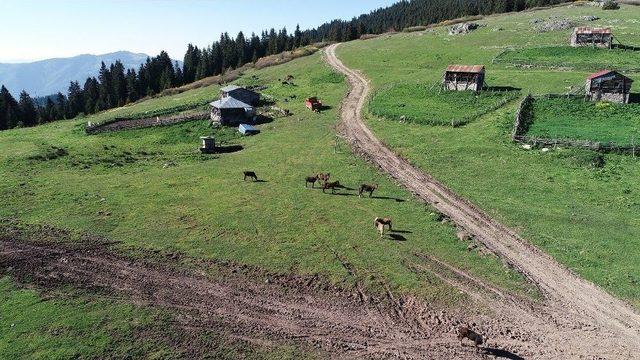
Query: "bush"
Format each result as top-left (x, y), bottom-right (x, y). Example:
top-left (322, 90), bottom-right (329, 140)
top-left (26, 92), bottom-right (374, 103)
top-left (602, 0), bottom-right (620, 9)
top-left (403, 26), bottom-right (428, 33)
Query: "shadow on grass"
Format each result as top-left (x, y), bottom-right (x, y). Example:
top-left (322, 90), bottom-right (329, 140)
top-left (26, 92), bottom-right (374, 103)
top-left (214, 145), bottom-right (244, 154)
top-left (371, 196), bottom-right (406, 203)
top-left (628, 93), bottom-right (640, 104)
top-left (387, 233), bottom-right (408, 242)
top-left (484, 86), bottom-right (522, 92)
top-left (613, 44), bottom-right (640, 52)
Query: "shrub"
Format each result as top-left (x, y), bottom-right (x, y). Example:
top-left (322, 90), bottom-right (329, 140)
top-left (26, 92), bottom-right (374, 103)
top-left (403, 26), bottom-right (428, 33)
top-left (602, 0), bottom-right (620, 9)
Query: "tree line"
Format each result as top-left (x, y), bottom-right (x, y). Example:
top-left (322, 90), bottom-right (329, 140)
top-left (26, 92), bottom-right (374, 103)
top-left (0, 0), bottom-right (567, 131)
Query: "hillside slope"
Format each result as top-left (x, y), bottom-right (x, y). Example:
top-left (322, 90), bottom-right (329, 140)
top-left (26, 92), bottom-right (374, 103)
top-left (337, 3), bottom-right (640, 305)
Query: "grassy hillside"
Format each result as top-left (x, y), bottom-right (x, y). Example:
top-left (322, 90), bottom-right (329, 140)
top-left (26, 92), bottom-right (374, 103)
top-left (337, 3), bottom-right (640, 306)
top-left (0, 52), bottom-right (536, 356)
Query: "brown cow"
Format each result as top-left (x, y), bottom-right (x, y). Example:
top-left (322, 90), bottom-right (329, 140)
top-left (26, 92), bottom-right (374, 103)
top-left (322, 181), bottom-right (341, 194)
top-left (358, 184), bottom-right (379, 198)
top-left (305, 176), bottom-right (318, 188)
top-left (457, 326), bottom-right (484, 347)
top-left (317, 173), bottom-right (331, 184)
top-left (243, 171), bottom-right (258, 182)
top-left (374, 217), bottom-right (392, 237)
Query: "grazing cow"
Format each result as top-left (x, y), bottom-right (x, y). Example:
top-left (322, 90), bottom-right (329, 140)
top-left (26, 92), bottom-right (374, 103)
top-left (317, 173), bottom-right (331, 184)
top-left (457, 326), bottom-right (484, 347)
top-left (358, 184), bottom-right (379, 198)
top-left (322, 181), bottom-right (341, 194)
top-left (374, 217), bottom-right (393, 232)
top-left (243, 171), bottom-right (258, 182)
top-left (305, 176), bottom-right (318, 188)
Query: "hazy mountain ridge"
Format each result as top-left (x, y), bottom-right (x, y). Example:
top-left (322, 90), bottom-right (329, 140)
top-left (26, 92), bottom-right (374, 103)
top-left (0, 51), bottom-right (179, 97)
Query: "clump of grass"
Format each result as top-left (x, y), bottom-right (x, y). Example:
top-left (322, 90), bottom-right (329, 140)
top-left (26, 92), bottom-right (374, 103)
top-left (28, 146), bottom-right (69, 161)
top-left (556, 149), bottom-right (606, 169)
top-left (602, 0), bottom-right (620, 10)
top-left (370, 83), bottom-right (519, 126)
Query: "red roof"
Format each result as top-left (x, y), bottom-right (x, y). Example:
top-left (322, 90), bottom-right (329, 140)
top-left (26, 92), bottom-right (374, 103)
top-left (446, 65), bottom-right (485, 74)
top-left (574, 27), bottom-right (612, 35)
top-left (586, 70), bottom-right (632, 81)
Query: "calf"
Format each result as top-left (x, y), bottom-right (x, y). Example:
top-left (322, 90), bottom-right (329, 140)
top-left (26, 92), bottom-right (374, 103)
top-left (243, 171), bottom-right (258, 182)
top-left (374, 217), bottom-right (392, 232)
top-left (305, 176), bottom-right (318, 188)
top-left (358, 184), bottom-right (379, 198)
top-left (322, 181), bottom-right (341, 194)
top-left (457, 326), bottom-right (484, 347)
top-left (317, 173), bottom-right (331, 184)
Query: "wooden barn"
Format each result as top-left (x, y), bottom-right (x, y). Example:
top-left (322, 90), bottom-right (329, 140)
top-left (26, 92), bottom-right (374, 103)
top-left (220, 85), bottom-right (260, 106)
top-left (571, 27), bottom-right (613, 48)
top-left (210, 97), bottom-right (256, 126)
top-left (585, 70), bottom-right (633, 104)
top-left (443, 65), bottom-right (485, 91)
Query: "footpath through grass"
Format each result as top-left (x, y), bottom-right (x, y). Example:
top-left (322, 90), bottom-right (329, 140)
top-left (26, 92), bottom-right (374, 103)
top-left (527, 97), bottom-right (640, 145)
top-left (337, 4), bottom-right (640, 307)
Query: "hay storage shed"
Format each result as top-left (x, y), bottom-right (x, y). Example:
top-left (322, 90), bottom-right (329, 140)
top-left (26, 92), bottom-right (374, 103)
top-left (571, 27), bottom-right (613, 48)
top-left (585, 70), bottom-right (633, 104)
top-left (220, 85), bottom-right (260, 106)
top-left (443, 65), bottom-right (485, 91)
top-left (210, 97), bottom-right (256, 126)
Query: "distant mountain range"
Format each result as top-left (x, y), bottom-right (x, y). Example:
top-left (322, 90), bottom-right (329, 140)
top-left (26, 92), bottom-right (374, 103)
top-left (0, 51), bottom-right (181, 97)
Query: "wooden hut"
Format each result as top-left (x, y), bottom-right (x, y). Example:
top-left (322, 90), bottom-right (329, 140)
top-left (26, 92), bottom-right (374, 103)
top-left (585, 70), bottom-right (633, 104)
top-left (220, 85), bottom-right (260, 106)
top-left (443, 65), bottom-right (485, 91)
top-left (210, 97), bottom-right (256, 126)
top-left (571, 27), bottom-right (613, 48)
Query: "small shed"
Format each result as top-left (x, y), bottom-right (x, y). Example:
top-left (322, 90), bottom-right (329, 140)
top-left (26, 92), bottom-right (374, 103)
top-left (585, 70), bottom-right (633, 104)
top-left (210, 97), bottom-right (256, 126)
top-left (220, 85), bottom-right (260, 106)
top-left (443, 65), bottom-right (485, 91)
top-left (200, 136), bottom-right (216, 154)
top-left (239, 124), bottom-right (260, 136)
top-left (571, 27), bottom-right (613, 48)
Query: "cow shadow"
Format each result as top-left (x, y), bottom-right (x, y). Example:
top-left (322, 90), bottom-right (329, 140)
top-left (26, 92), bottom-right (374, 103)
top-left (387, 233), bottom-right (408, 242)
top-left (482, 347), bottom-right (525, 360)
top-left (371, 195), bottom-right (406, 203)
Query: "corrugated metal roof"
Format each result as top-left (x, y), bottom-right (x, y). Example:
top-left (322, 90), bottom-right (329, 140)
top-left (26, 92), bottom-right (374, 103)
top-left (221, 85), bottom-right (242, 92)
top-left (586, 70), bottom-right (633, 82)
top-left (445, 65), bottom-right (485, 74)
top-left (210, 97), bottom-right (253, 109)
top-left (574, 27), bottom-right (612, 35)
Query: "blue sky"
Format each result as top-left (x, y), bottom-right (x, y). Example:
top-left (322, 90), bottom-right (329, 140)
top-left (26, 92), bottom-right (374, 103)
top-left (0, 0), bottom-right (397, 63)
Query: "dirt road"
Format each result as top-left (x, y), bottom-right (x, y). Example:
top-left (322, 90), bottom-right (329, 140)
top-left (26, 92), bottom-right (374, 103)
top-left (325, 43), bottom-right (640, 355)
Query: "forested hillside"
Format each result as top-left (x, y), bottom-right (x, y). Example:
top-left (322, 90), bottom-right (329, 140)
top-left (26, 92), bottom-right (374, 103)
top-left (0, 0), bottom-right (566, 131)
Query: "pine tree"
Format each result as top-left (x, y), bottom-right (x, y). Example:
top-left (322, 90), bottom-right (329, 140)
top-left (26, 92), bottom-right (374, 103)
top-left (83, 77), bottom-right (99, 114)
top-left (97, 62), bottom-right (112, 110)
top-left (67, 81), bottom-right (84, 118)
top-left (54, 92), bottom-right (67, 120)
top-left (18, 90), bottom-right (38, 127)
top-left (0, 86), bottom-right (20, 129)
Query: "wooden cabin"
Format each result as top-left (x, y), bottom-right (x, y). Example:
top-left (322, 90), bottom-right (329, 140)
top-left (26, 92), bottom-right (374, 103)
top-left (210, 97), bottom-right (256, 126)
top-left (220, 85), bottom-right (260, 106)
top-left (443, 65), bottom-right (485, 91)
top-left (571, 27), bottom-right (613, 48)
top-left (585, 70), bottom-right (633, 104)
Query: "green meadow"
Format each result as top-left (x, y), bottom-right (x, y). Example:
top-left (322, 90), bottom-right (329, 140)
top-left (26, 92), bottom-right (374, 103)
top-left (495, 46), bottom-right (640, 71)
top-left (527, 97), bottom-right (640, 145)
top-left (337, 3), bottom-right (640, 306)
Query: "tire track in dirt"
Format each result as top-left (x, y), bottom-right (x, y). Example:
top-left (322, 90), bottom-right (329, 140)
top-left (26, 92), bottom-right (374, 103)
top-left (324, 43), bottom-right (640, 355)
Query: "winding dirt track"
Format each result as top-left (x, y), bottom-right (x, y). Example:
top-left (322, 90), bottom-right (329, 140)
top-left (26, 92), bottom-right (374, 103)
top-left (325, 43), bottom-right (640, 356)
